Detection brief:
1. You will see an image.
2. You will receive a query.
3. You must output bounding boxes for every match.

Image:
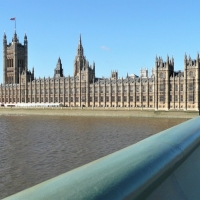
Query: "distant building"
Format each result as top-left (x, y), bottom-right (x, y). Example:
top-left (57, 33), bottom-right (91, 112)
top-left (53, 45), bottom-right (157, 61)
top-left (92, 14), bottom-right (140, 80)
top-left (1, 31), bottom-right (200, 110)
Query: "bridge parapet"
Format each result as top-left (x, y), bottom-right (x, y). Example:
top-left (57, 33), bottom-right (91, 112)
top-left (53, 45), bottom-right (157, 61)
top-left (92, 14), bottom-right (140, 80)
top-left (3, 116), bottom-right (200, 200)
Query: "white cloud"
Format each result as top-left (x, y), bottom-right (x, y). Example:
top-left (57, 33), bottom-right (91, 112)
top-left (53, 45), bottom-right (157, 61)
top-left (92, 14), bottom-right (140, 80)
top-left (101, 45), bottom-right (110, 51)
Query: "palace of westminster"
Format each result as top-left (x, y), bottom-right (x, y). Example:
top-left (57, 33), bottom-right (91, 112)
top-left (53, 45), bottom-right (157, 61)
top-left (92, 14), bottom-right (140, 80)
top-left (1, 31), bottom-right (200, 111)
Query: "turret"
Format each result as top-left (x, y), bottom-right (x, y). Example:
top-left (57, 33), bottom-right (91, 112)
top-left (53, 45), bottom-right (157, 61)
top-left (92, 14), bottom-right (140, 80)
top-left (54, 57), bottom-right (63, 78)
top-left (197, 52), bottom-right (199, 62)
top-left (24, 33), bottom-right (27, 45)
top-left (3, 32), bottom-right (7, 84)
top-left (24, 33), bottom-right (28, 71)
top-left (12, 30), bottom-right (18, 43)
top-left (166, 54), bottom-right (169, 64)
top-left (3, 32), bottom-right (7, 44)
top-left (32, 67), bottom-right (34, 78)
top-left (184, 53), bottom-right (187, 70)
top-left (155, 56), bottom-right (158, 68)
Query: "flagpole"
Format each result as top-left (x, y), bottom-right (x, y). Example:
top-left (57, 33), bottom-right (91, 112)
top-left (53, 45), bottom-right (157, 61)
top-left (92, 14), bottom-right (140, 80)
top-left (15, 18), bottom-right (16, 31)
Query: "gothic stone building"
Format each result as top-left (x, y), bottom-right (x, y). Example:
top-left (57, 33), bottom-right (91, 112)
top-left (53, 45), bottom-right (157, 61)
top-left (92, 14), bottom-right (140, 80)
top-left (1, 31), bottom-right (200, 111)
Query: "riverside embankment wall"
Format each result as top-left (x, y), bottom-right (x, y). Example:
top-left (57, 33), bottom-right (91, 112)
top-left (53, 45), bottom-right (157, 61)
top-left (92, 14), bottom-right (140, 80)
top-left (0, 107), bottom-right (198, 118)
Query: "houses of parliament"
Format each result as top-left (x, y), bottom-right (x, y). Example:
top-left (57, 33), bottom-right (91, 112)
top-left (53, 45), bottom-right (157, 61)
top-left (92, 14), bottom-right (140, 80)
top-left (1, 31), bottom-right (200, 111)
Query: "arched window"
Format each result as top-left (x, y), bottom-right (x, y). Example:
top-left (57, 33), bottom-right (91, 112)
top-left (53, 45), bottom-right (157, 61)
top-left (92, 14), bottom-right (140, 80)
top-left (160, 72), bottom-right (164, 78)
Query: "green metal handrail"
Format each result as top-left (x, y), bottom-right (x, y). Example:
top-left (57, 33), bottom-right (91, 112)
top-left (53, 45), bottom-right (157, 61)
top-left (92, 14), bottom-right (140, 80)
top-left (3, 116), bottom-right (200, 200)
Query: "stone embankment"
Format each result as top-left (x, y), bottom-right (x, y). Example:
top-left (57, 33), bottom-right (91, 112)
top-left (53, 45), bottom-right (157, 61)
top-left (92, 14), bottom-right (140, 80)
top-left (0, 107), bottom-right (198, 118)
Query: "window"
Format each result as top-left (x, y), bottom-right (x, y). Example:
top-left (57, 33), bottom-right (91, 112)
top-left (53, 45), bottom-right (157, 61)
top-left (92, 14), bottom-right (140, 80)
top-left (112, 87), bottom-right (115, 93)
top-left (106, 87), bottom-right (109, 93)
top-left (106, 96), bottom-right (109, 102)
top-left (124, 86), bottom-right (127, 92)
top-left (95, 87), bottom-right (98, 93)
top-left (82, 96), bottom-right (86, 102)
top-left (175, 95), bottom-right (178, 102)
top-left (130, 86), bottom-right (133, 92)
top-left (82, 88), bottom-right (86, 93)
top-left (118, 87), bottom-right (121, 92)
top-left (160, 95), bottom-right (164, 102)
top-left (136, 86), bottom-right (139, 92)
top-left (160, 84), bottom-right (164, 91)
top-left (112, 96), bottom-right (115, 101)
top-left (101, 96), bottom-right (103, 102)
top-left (180, 95), bottom-right (183, 102)
top-left (149, 86), bottom-right (153, 92)
top-left (160, 73), bottom-right (164, 78)
top-left (180, 84), bottom-right (183, 91)
top-left (70, 97), bottom-right (73, 102)
top-left (124, 96), bottom-right (127, 102)
top-left (136, 96), bottom-right (140, 102)
top-left (149, 96), bottom-right (153, 102)
top-left (170, 84), bottom-right (172, 91)
top-left (189, 83), bottom-right (193, 91)
top-left (189, 95), bottom-right (193, 102)
top-left (117, 96), bottom-right (121, 101)
top-left (65, 97), bottom-right (68, 102)
top-left (189, 71), bottom-right (193, 77)
top-left (143, 86), bottom-right (146, 92)
top-left (143, 96), bottom-right (146, 102)
top-left (89, 97), bottom-right (92, 102)
top-left (90, 87), bottom-right (93, 93)
top-left (175, 84), bottom-right (178, 91)
top-left (170, 95), bottom-right (172, 102)
top-left (95, 96), bottom-right (98, 102)
top-left (76, 97), bottom-right (79, 102)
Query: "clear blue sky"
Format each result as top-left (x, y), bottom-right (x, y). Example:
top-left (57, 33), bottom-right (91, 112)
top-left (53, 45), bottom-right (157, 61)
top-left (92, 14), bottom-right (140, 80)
top-left (0, 0), bottom-right (200, 83)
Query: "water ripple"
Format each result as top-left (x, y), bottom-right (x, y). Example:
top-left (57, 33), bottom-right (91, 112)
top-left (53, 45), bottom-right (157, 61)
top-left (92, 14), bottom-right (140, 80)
top-left (0, 115), bottom-right (186, 199)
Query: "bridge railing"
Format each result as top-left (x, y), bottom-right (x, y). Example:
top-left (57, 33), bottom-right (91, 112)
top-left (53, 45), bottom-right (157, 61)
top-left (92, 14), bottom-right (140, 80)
top-left (3, 116), bottom-right (200, 200)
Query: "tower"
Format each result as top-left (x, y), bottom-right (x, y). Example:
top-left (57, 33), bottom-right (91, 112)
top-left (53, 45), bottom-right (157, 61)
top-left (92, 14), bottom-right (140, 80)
top-left (54, 57), bottom-right (63, 78)
top-left (3, 31), bottom-right (30, 84)
top-left (73, 35), bottom-right (95, 82)
top-left (74, 35), bottom-right (85, 77)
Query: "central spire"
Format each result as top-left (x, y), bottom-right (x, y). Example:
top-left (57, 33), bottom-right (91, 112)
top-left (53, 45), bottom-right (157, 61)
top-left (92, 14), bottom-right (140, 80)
top-left (77, 34), bottom-right (84, 56)
top-left (79, 34), bottom-right (82, 46)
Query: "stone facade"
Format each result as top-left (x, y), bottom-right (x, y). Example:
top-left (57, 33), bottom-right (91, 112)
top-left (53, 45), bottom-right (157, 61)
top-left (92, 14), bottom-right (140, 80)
top-left (1, 32), bottom-right (200, 111)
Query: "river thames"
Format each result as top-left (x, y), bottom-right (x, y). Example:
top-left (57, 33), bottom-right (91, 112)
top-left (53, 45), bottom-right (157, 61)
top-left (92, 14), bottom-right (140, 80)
top-left (0, 115), bottom-right (187, 199)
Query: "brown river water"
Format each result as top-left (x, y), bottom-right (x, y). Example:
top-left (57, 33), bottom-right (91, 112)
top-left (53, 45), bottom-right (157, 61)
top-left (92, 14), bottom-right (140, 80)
top-left (0, 115), bottom-right (187, 199)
